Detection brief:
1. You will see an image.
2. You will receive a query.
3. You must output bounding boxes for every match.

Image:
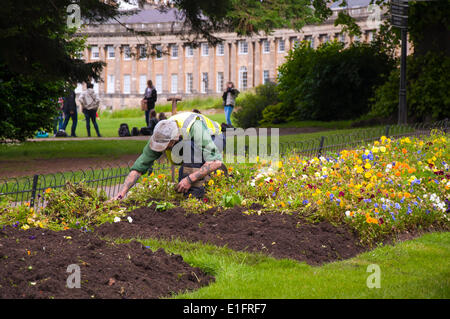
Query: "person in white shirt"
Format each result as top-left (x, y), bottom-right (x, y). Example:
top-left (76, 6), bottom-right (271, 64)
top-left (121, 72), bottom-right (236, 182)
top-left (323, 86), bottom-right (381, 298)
top-left (79, 83), bottom-right (101, 137)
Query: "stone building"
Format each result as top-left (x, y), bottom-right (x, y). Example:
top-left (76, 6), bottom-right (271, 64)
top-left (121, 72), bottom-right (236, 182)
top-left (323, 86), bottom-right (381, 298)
top-left (77, 0), bottom-right (383, 109)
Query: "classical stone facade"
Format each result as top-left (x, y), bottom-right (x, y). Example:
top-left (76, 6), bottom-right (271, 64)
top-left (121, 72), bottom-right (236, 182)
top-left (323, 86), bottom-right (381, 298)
top-left (77, 0), bottom-right (382, 110)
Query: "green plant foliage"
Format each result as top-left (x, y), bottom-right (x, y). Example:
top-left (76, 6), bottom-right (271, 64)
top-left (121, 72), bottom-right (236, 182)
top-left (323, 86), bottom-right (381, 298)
top-left (259, 102), bottom-right (288, 126)
top-left (370, 52), bottom-right (450, 121)
top-left (221, 192), bottom-right (243, 208)
top-left (233, 82), bottom-right (280, 128)
top-left (277, 41), bottom-right (395, 121)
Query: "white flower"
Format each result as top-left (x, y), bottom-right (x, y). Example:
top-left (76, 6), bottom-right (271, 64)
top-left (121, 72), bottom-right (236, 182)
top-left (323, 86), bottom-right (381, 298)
top-left (127, 216), bottom-right (133, 223)
top-left (114, 217), bottom-right (121, 223)
top-left (345, 210), bottom-right (351, 217)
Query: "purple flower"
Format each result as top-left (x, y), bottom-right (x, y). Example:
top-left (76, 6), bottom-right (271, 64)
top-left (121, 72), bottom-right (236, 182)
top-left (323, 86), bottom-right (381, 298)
top-left (390, 212), bottom-right (396, 221)
top-left (302, 200), bottom-right (309, 205)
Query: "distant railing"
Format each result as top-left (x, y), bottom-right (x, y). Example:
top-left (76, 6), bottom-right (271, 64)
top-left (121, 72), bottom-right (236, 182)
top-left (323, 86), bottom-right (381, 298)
top-left (0, 119), bottom-right (447, 208)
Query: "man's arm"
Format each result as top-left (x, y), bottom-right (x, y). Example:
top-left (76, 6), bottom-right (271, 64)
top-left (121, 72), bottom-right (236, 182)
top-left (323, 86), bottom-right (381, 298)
top-left (114, 170), bottom-right (142, 199)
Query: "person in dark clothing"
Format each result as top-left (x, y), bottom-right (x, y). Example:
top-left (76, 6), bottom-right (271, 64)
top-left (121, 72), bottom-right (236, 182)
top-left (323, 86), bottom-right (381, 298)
top-left (158, 112), bottom-right (167, 121)
top-left (222, 82), bottom-right (239, 127)
top-left (143, 80), bottom-right (157, 126)
top-left (148, 109), bottom-right (159, 135)
top-left (62, 89), bottom-right (78, 137)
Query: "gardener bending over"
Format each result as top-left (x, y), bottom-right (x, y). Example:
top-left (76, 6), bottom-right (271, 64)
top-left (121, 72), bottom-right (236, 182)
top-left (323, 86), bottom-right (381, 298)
top-left (113, 112), bottom-right (226, 200)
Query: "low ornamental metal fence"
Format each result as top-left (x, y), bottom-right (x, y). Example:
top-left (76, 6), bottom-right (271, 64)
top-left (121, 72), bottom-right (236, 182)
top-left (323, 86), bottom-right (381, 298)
top-left (0, 119), bottom-right (448, 208)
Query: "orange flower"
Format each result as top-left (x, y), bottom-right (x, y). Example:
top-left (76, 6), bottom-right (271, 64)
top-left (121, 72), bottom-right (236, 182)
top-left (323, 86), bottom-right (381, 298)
top-left (395, 171), bottom-right (401, 177)
top-left (402, 148), bottom-right (407, 154)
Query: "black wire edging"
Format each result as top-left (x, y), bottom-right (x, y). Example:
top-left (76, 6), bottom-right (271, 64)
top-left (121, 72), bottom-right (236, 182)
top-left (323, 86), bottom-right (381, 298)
top-left (0, 119), bottom-right (448, 208)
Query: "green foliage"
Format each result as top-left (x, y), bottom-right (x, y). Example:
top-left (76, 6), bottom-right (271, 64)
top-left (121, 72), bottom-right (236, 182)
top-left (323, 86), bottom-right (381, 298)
top-left (277, 41), bottom-right (395, 121)
top-left (0, 66), bottom-right (65, 141)
top-left (233, 82), bottom-right (280, 128)
top-left (370, 52), bottom-right (450, 121)
top-left (259, 103), bottom-right (288, 126)
top-left (221, 192), bottom-right (243, 208)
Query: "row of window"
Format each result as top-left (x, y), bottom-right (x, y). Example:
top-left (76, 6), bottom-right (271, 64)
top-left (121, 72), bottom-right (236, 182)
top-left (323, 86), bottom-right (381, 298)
top-left (89, 39), bottom-right (288, 60)
top-left (89, 30), bottom-right (374, 61)
top-left (101, 69), bottom-right (271, 95)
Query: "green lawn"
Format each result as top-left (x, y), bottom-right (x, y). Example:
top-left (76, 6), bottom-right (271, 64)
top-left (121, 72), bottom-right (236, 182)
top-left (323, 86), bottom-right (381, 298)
top-left (117, 232), bottom-right (450, 299)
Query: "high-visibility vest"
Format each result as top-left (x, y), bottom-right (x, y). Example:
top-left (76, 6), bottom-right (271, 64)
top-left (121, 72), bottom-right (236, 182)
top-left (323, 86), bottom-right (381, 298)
top-left (169, 112), bottom-right (222, 137)
top-left (165, 112), bottom-right (222, 166)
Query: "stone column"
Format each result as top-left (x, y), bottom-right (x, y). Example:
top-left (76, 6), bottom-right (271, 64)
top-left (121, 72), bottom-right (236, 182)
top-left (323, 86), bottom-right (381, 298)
top-left (114, 44), bottom-right (121, 95)
top-left (224, 41), bottom-right (231, 82)
top-left (178, 43), bottom-right (184, 94)
top-left (98, 44), bottom-right (106, 94)
top-left (193, 45), bottom-right (200, 93)
top-left (254, 39), bottom-right (261, 86)
top-left (209, 44), bottom-right (215, 93)
top-left (248, 39), bottom-right (254, 89)
top-left (230, 41), bottom-right (237, 86)
top-left (162, 43), bottom-right (169, 95)
top-left (131, 44), bottom-right (138, 94)
top-left (147, 43), bottom-right (153, 87)
top-left (269, 37), bottom-right (276, 82)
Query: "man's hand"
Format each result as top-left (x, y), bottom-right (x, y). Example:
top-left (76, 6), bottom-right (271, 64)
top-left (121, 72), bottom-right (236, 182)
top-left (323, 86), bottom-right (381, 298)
top-left (176, 176), bottom-right (192, 193)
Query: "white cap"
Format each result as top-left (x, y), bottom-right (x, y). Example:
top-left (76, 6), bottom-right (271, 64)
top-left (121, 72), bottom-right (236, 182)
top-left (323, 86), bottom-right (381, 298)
top-left (149, 120), bottom-right (180, 152)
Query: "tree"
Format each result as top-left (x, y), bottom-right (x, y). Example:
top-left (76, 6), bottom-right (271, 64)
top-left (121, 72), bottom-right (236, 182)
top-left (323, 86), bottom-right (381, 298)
top-left (277, 41), bottom-right (395, 121)
top-left (0, 0), bottom-right (356, 141)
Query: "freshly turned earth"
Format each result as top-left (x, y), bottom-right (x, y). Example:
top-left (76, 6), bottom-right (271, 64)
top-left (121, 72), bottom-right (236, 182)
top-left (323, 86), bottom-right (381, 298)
top-left (0, 227), bottom-right (213, 299)
top-left (97, 204), bottom-right (365, 265)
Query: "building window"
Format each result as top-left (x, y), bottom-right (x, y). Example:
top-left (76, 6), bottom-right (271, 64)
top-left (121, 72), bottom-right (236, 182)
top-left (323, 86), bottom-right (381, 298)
top-left (155, 45), bottom-right (163, 60)
top-left (217, 72), bottom-right (224, 93)
top-left (139, 45), bottom-right (147, 60)
top-left (123, 45), bottom-right (131, 60)
top-left (263, 70), bottom-right (270, 84)
top-left (171, 74), bottom-right (178, 93)
top-left (171, 44), bottom-right (178, 58)
top-left (107, 45), bottom-right (115, 59)
top-left (201, 72), bottom-right (208, 93)
top-left (320, 34), bottom-right (329, 44)
top-left (262, 40), bottom-right (270, 53)
top-left (353, 35), bottom-right (360, 43)
top-left (217, 43), bottom-right (225, 56)
top-left (239, 66), bottom-right (247, 90)
top-left (239, 41), bottom-right (248, 55)
top-left (185, 45), bottom-right (194, 57)
top-left (278, 39), bottom-right (285, 52)
top-left (123, 75), bottom-right (131, 94)
top-left (304, 35), bottom-right (314, 48)
top-left (186, 73), bottom-right (193, 93)
top-left (155, 74), bottom-right (163, 92)
top-left (139, 75), bottom-right (147, 94)
top-left (107, 75), bottom-right (115, 93)
top-left (201, 43), bottom-right (209, 56)
top-left (367, 30), bottom-right (374, 42)
top-left (91, 46), bottom-right (99, 59)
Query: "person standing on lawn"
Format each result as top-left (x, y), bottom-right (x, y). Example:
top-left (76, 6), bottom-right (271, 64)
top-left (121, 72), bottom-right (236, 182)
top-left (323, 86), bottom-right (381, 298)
top-left (143, 80), bottom-right (157, 127)
top-left (222, 81), bottom-right (239, 127)
top-left (79, 83), bottom-right (102, 137)
top-left (113, 112), bottom-right (226, 200)
top-left (62, 88), bottom-right (78, 137)
top-left (148, 109), bottom-right (159, 135)
top-left (53, 97), bottom-right (64, 136)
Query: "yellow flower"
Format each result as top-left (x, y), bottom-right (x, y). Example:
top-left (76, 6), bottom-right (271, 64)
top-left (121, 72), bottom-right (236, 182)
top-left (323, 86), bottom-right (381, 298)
top-left (22, 224), bottom-right (30, 230)
top-left (364, 172), bottom-right (372, 179)
top-left (364, 162), bottom-right (371, 169)
top-left (355, 166), bottom-right (364, 174)
top-left (216, 169), bottom-right (223, 177)
top-left (208, 179), bottom-right (214, 186)
top-left (45, 188), bottom-right (52, 194)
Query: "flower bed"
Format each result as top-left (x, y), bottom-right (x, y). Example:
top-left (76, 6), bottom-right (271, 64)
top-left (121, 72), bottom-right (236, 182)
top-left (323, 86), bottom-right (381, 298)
top-left (1, 132), bottom-right (449, 246)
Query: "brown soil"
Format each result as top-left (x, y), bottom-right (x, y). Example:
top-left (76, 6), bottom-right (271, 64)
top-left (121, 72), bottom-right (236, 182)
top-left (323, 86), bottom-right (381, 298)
top-left (0, 227), bottom-right (213, 299)
top-left (96, 204), bottom-right (365, 265)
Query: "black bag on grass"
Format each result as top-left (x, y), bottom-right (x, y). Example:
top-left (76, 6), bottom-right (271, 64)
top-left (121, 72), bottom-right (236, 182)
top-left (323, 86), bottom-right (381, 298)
top-left (131, 127), bottom-right (140, 136)
top-left (118, 123), bottom-right (131, 137)
top-left (55, 130), bottom-right (68, 137)
top-left (140, 127), bottom-right (152, 136)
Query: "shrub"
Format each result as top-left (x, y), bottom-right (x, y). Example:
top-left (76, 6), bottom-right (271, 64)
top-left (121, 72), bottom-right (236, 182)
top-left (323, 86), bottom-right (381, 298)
top-left (259, 103), bottom-right (288, 126)
top-left (370, 52), bottom-right (450, 122)
top-left (233, 82), bottom-right (280, 128)
top-left (277, 41), bottom-right (395, 121)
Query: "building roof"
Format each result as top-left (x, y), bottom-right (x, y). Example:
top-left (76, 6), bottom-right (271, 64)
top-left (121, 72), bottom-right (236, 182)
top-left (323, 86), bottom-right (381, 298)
top-left (107, 0), bottom-right (376, 25)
